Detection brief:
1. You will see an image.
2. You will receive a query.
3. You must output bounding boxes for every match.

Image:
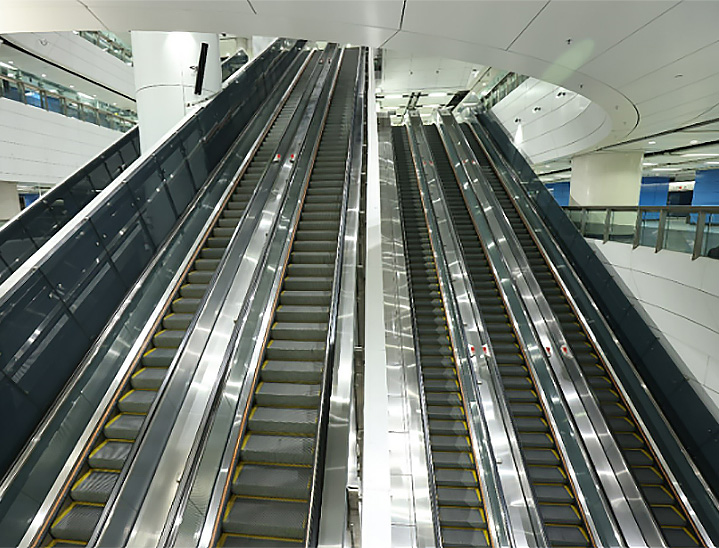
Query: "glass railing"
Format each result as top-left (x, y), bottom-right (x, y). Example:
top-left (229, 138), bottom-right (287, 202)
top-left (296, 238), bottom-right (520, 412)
top-left (0, 69), bottom-right (136, 132)
top-left (76, 30), bottom-right (133, 65)
top-left (221, 48), bottom-right (249, 82)
top-left (566, 205), bottom-right (719, 260)
top-left (0, 38), bottom-right (305, 483)
top-left (480, 72), bottom-right (528, 110)
top-left (0, 128), bottom-right (140, 283)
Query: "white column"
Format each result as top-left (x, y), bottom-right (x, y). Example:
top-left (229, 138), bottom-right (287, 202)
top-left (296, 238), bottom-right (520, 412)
top-left (131, 31), bottom-right (221, 153)
top-left (570, 151), bottom-right (644, 206)
top-left (0, 181), bottom-right (21, 224)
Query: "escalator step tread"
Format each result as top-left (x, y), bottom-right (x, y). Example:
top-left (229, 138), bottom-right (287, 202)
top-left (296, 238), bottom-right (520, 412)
top-left (241, 433), bottom-right (315, 465)
top-left (71, 470), bottom-right (118, 504)
top-left (218, 534), bottom-right (302, 547)
top-left (435, 468), bottom-right (477, 487)
top-left (255, 381), bottom-right (321, 407)
top-left (51, 503), bottom-right (103, 542)
top-left (153, 329), bottom-right (185, 348)
top-left (539, 503), bottom-right (582, 525)
top-left (249, 406), bottom-right (318, 434)
top-left (104, 413), bottom-right (144, 440)
top-left (141, 347), bottom-right (175, 367)
top-left (131, 367), bottom-right (168, 390)
top-left (441, 527), bottom-right (490, 547)
top-left (265, 340), bottom-right (325, 361)
top-left (439, 506), bottom-right (486, 529)
top-left (88, 440), bottom-right (131, 469)
top-left (162, 312), bottom-right (194, 330)
top-left (271, 322), bottom-right (328, 341)
top-left (118, 389), bottom-right (156, 413)
top-left (233, 463), bottom-right (312, 499)
top-left (223, 497), bottom-right (306, 539)
top-left (544, 524), bottom-right (591, 547)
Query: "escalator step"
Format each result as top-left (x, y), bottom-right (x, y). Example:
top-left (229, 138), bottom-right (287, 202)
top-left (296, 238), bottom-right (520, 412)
top-left (265, 340), bottom-right (325, 361)
top-left (180, 283), bottom-right (208, 299)
top-left (248, 406), bottom-right (318, 434)
top-left (441, 527), bottom-right (490, 548)
top-left (254, 382), bottom-right (321, 407)
top-left (217, 534), bottom-right (305, 548)
top-left (274, 305), bottom-right (329, 322)
top-left (261, 360), bottom-right (323, 383)
top-left (153, 329), bottom-right (185, 348)
top-left (162, 312), bottom-right (194, 330)
top-left (437, 486), bottom-right (481, 506)
top-left (88, 440), bottom-right (131, 469)
top-left (223, 497), bottom-right (306, 539)
top-left (187, 270), bottom-right (214, 284)
top-left (435, 468), bottom-right (477, 487)
top-left (539, 503), bottom-right (582, 525)
top-left (240, 434), bottom-right (315, 465)
top-left (271, 322), bottom-right (328, 341)
top-left (433, 451), bottom-right (474, 469)
top-left (141, 347), bottom-right (175, 367)
top-left (118, 389), bottom-right (156, 413)
top-left (439, 506), bottom-right (486, 529)
top-left (131, 367), bottom-right (167, 390)
top-left (50, 504), bottom-right (102, 542)
top-left (104, 413), bottom-right (144, 440)
top-left (544, 524), bottom-right (590, 547)
top-left (172, 297), bottom-right (201, 313)
top-left (71, 470), bottom-right (117, 504)
top-left (232, 464), bottom-right (312, 499)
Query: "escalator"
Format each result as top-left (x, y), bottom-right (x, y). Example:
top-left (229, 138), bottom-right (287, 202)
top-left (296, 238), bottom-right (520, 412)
top-left (213, 48), bottom-right (361, 547)
top-left (38, 49), bottom-right (324, 548)
top-left (460, 123), bottom-right (702, 548)
top-left (392, 125), bottom-right (491, 548)
top-left (424, 125), bottom-right (592, 548)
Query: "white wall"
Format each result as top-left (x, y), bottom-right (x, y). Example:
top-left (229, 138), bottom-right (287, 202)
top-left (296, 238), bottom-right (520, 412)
top-left (0, 98), bottom-right (122, 185)
top-left (0, 181), bottom-right (21, 222)
top-left (8, 31), bottom-right (135, 98)
top-left (589, 240), bottom-right (719, 421)
top-left (492, 78), bottom-right (611, 164)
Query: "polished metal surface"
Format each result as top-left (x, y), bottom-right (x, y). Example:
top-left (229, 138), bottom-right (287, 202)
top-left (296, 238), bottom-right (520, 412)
top-left (468, 115), bottom-right (719, 548)
top-left (317, 47), bottom-right (366, 548)
top-left (446, 112), bottom-right (665, 547)
top-left (91, 50), bottom-right (331, 548)
top-left (361, 64), bottom-right (393, 547)
top-left (407, 112), bottom-right (541, 548)
top-left (377, 113), bottom-right (437, 548)
top-left (411, 112), bottom-right (626, 547)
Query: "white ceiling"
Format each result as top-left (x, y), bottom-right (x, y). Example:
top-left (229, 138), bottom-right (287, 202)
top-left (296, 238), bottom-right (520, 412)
top-left (1, 0), bottom-right (719, 153)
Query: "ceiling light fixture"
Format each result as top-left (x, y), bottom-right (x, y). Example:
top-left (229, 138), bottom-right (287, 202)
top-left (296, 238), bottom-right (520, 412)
top-left (653, 167), bottom-right (680, 171)
top-left (41, 73), bottom-right (47, 78)
top-left (682, 153), bottom-right (719, 158)
top-left (429, 92), bottom-right (447, 97)
top-left (643, 162), bottom-right (657, 166)
top-left (648, 140), bottom-right (656, 144)
top-left (690, 140), bottom-right (699, 144)
top-left (706, 161), bottom-right (719, 165)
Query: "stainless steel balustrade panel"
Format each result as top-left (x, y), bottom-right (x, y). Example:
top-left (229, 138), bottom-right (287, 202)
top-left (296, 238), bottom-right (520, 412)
top-left (409, 113), bottom-right (622, 548)
top-left (406, 112), bottom-right (519, 548)
top-left (318, 47), bottom-right (366, 548)
top-left (101, 49), bottom-right (338, 548)
top-left (467, 115), bottom-right (719, 548)
top-left (377, 113), bottom-right (437, 548)
top-left (440, 112), bottom-right (665, 548)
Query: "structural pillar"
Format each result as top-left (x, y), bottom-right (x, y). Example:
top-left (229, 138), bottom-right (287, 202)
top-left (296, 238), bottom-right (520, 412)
top-left (570, 151), bottom-right (644, 206)
top-left (131, 31), bottom-right (222, 153)
top-left (0, 181), bottom-right (21, 224)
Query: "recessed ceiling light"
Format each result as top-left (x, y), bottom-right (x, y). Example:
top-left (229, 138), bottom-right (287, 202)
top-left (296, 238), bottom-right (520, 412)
top-left (682, 153), bottom-right (719, 157)
top-left (653, 167), bottom-right (680, 171)
top-left (648, 141), bottom-right (656, 145)
top-left (706, 161), bottom-right (719, 165)
top-left (69, 85), bottom-right (75, 88)
top-left (8, 61), bottom-right (14, 65)
top-left (41, 73), bottom-right (46, 78)
top-left (690, 140), bottom-right (699, 144)
top-left (643, 162), bottom-right (658, 166)
top-left (481, 82), bottom-right (487, 86)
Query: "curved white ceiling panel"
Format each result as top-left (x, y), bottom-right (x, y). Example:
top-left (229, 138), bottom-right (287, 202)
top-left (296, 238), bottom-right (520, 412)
top-left (2, 0), bottom-right (718, 151)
